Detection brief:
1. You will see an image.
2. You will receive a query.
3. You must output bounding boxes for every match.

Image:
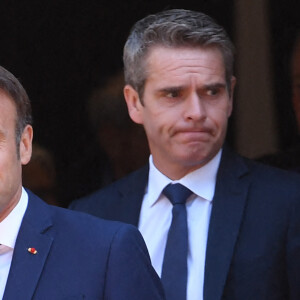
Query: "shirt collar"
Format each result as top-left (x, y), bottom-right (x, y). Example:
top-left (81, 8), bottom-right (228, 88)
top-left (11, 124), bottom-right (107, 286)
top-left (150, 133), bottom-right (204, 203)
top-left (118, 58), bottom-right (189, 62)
top-left (147, 149), bottom-right (222, 207)
top-left (0, 187), bottom-right (28, 249)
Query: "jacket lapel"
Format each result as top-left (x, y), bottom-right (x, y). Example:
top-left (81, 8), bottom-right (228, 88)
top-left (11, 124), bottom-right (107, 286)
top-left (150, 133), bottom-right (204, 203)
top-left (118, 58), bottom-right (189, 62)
top-left (3, 192), bottom-right (53, 300)
top-left (113, 165), bottom-right (149, 226)
top-left (203, 147), bottom-right (251, 300)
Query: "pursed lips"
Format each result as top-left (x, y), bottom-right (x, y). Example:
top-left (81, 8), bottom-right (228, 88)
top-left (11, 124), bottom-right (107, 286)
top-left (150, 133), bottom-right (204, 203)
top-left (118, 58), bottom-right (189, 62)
top-left (172, 128), bottom-right (213, 141)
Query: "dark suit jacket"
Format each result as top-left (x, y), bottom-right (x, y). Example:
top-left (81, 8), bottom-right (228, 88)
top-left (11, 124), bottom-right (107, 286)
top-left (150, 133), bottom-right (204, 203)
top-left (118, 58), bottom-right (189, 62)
top-left (3, 191), bottom-right (165, 300)
top-left (70, 147), bottom-right (300, 300)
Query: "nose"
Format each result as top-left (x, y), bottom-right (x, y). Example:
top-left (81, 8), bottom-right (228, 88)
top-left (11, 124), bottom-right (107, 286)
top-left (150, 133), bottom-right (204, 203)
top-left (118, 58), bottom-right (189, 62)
top-left (184, 92), bottom-right (206, 121)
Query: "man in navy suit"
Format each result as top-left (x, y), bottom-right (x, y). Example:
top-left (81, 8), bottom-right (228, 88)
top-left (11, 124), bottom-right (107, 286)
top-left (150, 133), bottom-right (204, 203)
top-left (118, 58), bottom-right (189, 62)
top-left (0, 65), bottom-right (165, 300)
top-left (70, 9), bottom-right (300, 300)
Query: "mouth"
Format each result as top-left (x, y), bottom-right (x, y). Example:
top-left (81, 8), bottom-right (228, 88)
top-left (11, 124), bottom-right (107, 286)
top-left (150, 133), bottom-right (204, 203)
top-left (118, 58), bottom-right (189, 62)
top-left (174, 129), bottom-right (213, 142)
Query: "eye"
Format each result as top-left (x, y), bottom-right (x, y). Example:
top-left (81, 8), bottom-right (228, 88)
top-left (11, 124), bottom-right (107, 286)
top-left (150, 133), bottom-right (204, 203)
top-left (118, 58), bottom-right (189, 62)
top-left (206, 87), bottom-right (219, 96)
top-left (166, 90), bottom-right (181, 98)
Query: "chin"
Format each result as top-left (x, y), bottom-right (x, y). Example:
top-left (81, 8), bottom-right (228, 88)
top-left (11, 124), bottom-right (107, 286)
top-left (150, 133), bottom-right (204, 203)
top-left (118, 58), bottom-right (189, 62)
top-left (181, 146), bottom-right (219, 164)
top-left (175, 153), bottom-right (207, 168)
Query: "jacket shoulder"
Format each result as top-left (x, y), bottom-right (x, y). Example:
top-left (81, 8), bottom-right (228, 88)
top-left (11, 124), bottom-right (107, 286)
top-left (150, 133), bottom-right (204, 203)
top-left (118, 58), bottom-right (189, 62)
top-left (68, 165), bottom-right (148, 215)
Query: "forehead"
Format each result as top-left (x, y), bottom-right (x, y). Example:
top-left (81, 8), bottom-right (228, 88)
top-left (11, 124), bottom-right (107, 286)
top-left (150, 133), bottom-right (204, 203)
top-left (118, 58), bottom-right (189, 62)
top-left (144, 46), bottom-right (226, 82)
top-left (0, 89), bottom-right (17, 127)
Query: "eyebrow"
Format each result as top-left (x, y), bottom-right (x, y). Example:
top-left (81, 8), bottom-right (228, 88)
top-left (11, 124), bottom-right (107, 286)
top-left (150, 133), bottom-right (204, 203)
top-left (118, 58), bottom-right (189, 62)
top-left (156, 86), bottom-right (185, 94)
top-left (155, 81), bottom-right (227, 96)
top-left (202, 82), bottom-right (227, 90)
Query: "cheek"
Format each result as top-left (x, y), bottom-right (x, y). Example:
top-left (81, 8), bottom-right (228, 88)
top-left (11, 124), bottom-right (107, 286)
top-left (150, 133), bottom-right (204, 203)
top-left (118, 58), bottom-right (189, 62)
top-left (143, 107), bottom-right (172, 130)
top-left (144, 118), bottom-right (163, 139)
top-left (0, 156), bottom-right (20, 186)
top-left (209, 105), bottom-right (230, 126)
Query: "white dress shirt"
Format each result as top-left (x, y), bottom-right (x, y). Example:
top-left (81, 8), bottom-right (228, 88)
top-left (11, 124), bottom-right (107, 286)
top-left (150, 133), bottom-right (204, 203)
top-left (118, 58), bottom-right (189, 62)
top-left (0, 188), bottom-right (28, 300)
top-left (138, 150), bottom-right (221, 300)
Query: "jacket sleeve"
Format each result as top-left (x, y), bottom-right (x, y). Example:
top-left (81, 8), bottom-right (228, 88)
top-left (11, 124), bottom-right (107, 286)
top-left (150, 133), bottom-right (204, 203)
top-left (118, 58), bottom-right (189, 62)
top-left (103, 223), bottom-right (165, 300)
top-left (286, 192), bottom-right (300, 300)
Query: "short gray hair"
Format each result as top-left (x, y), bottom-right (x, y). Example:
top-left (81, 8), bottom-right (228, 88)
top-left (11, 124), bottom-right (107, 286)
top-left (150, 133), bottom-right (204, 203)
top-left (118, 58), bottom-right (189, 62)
top-left (123, 9), bottom-right (235, 98)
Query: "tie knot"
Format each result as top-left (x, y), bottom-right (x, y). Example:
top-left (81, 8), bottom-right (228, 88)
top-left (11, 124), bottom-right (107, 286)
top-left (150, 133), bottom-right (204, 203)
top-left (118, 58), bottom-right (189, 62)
top-left (162, 183), bottom-right (192, 205)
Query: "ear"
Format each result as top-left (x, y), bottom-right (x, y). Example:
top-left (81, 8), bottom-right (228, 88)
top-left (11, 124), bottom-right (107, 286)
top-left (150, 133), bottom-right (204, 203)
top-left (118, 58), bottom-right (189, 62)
top-left (227, 76), bottom-right (236, 117)
top-left (123, 84), bottom-right (144, 125)
top-left (20, 125), bottom-right (33, 165)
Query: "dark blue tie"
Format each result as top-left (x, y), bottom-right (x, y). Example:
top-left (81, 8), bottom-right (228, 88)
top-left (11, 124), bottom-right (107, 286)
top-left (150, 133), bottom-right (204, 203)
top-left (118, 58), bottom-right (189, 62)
top-left (161, 183), bottom-right (193, 300)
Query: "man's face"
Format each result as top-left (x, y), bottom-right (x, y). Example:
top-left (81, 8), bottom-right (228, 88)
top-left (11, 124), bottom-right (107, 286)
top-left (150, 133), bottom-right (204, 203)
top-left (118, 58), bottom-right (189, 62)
top-left (124, 46), bottom-right (235, 179)
top-left (0, 90), bottom-right (32, 221)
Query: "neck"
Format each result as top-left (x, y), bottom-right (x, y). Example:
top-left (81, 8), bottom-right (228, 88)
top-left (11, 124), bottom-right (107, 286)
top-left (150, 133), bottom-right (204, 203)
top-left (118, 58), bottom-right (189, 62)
top-left (0, 186), bottom-right (22, 222)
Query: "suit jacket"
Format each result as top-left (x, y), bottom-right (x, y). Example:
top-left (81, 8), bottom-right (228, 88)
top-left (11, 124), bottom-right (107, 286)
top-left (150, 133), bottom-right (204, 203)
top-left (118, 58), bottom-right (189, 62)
top-left (3, 191), bottom-right (165, 300)
top-left (70, 146), bottom-right (300, 300)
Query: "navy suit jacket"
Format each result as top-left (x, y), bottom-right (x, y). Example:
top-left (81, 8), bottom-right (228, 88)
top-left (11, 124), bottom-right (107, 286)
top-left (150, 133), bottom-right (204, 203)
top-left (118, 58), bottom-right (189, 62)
top-left (70, 147), bottom-right (300, 300)
top-left (4, 191), bottom-right (165, 300)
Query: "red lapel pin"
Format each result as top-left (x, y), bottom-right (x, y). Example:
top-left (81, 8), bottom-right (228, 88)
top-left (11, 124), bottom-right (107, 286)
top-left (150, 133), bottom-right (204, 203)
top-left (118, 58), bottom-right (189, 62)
top-left (27, 247), bottom-right (37, 254)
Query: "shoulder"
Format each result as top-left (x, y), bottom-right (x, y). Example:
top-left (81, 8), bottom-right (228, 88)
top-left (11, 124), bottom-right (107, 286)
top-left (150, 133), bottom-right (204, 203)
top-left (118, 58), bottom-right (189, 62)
top-left (28, 192), bottom-right (144, 249)
top-left (223, 146), bottom-right (300, 188)
top-left (68, 165), bottom-right (149, 212)
top-left (220, 146), bottom-right (300, 203)
top-left (245, 155), bottom-right (300, 189)
top-left (234, 155), bottom-right (300, 216)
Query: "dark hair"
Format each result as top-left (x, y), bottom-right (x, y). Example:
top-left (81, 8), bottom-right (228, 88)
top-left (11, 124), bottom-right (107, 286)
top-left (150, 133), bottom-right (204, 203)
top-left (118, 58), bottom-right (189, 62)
top-left (0, 66), bottom-right (32, 152)
top-left (123, 9), bottom-right (235, 98)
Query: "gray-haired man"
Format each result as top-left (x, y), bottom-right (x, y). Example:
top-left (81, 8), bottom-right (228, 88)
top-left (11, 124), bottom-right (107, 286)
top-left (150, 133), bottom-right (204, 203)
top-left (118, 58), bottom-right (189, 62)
top-left (71, 9), bottom-right (300, 300)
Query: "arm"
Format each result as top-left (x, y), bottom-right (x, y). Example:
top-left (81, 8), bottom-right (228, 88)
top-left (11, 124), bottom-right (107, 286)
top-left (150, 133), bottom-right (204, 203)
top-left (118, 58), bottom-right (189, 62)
top-left (286, 193), bottom-right (300, 300)
top-left (104, 224), bottom-right (165, 300)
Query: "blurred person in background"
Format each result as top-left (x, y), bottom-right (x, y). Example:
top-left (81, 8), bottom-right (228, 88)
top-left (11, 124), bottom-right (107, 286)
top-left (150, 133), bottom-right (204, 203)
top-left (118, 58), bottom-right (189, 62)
top-left (87, 71), bottom-right (149, 181)
top-left (22, 143), bottom-right (58, 206)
